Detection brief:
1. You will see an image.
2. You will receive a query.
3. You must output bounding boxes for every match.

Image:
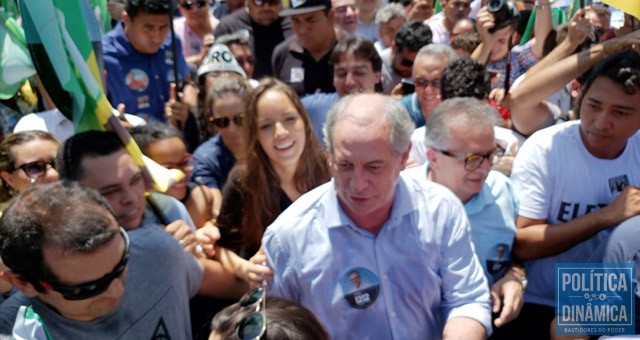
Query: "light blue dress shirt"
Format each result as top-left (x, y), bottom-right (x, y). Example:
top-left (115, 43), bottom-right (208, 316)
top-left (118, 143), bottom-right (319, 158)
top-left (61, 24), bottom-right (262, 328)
top-left (263, 174), bottom-right (492, 339)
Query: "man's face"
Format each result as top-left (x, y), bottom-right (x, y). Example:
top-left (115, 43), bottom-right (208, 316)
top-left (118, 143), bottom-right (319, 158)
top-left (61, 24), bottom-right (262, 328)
top-left (123, 11), bottom-right (170, 54)
top-left (428, 121), bottom-right (495, 203)
top-left (178, 0), bottom-right (211, 25)
top-left (413, 54), bottom-right (447, 119)
top-left (331, 95), bottom-right (408, 231)
top-left (229, 43), bottom-right (255, 79)
top-left (291, 10), bottom-right (335, 52)
top-left (333, 0), bottom-right (360, 34)
top-left (489, 26), bottom-right (511, 62)
top-left (579, 76), bottom-right (640, 159)
top-left (442, 0), bottom-right (470, 27)
top-left (377, 16), bottom-right (405, 49)
top-left (356, 0), bottom-right (379, 14)
top-left (392, 47), bottom-right (417, 78)
top-left (247, 0), bottom-right (281, 26)
top-left (36, 224), bottom-right (127, 321)
top-left (79, 150), bottom-right (147, 230)
top-left (333, 53), bottom-right (381, 96)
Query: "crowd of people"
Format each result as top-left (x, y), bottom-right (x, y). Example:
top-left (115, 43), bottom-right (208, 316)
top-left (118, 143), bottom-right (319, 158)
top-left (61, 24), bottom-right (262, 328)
top-left (0, 0), bottom-right (639, 339)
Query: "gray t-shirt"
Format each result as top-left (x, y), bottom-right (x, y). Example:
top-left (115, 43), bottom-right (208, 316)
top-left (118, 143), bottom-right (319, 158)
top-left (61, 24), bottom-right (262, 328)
top-left (0, 220), bottom-right (202, 338)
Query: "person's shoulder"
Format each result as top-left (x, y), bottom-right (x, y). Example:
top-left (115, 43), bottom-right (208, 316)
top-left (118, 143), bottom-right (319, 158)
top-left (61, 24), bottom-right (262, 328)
top-left (484, 170), bottom-right (513, 195)
top-left (217, 9), bottom-right (249, 29)
top-left (267, 182), bottom-right (333, 234)
top-left (525, 120), bottom-right (579, 148)
top-left (193, 135), bottom-right (227, 159)
top-left (0, 293), bottom-right (34, 334)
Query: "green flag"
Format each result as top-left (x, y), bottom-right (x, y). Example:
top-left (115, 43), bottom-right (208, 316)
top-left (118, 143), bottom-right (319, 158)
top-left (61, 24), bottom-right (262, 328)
top-left (0, 9), bottom-right (35, 99)
top-left (434, 0), bottom-right (442, 14)
top-left (19, 0), bottom-right (171, 191)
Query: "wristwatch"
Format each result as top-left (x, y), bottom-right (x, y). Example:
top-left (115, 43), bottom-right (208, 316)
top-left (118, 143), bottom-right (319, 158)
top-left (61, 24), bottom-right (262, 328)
top-left (510, 267), bottom-right (528, 290)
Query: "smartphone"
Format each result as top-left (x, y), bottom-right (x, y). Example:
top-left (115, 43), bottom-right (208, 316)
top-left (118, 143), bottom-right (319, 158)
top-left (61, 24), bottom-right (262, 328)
top-left (401, 78), bottom-right (415, 95)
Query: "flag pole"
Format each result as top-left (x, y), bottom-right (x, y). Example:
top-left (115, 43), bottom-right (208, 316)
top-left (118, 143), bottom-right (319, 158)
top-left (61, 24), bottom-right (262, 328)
top-left (167, 0), bottom-right (183, 130)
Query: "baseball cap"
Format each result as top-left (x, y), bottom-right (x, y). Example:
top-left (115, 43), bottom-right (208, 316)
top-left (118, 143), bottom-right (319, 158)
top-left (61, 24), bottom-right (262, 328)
top-left (280, 0), bottom-right (331, 16)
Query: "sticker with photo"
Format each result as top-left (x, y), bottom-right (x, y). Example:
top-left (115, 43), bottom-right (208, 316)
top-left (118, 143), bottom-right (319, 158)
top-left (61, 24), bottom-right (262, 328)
top-left (339, 267), bottom-right (380, 309)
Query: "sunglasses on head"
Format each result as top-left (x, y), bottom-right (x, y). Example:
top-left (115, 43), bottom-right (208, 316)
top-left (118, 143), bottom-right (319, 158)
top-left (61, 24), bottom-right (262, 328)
top-left (181, 0), bottom-right (208, 10)
top-left (252, 0), bottom-right (280, 6)
top-left (12, 159), bottom-right (56, 179)
top-left (209, 113), bottom-right (244, 128)
top-left (38, 227), bottom-right (130, 301)
top-left (237, 286), bottom-right (267, 340)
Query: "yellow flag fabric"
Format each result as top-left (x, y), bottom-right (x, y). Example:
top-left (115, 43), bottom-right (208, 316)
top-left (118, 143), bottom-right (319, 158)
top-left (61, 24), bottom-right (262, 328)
top-left (601, 0), bottom-right (640, 19)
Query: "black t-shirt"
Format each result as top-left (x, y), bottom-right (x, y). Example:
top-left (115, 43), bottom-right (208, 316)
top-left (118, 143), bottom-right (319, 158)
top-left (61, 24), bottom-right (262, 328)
top-left (213, 10), bottom-right (292, 78)
top-left (216, 175), bottom-right (292, 259)
top-left (271, 36), bottom-right (336, 96)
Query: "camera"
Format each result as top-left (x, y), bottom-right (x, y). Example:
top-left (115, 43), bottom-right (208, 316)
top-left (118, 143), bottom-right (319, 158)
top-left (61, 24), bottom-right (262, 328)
top-left (400, 78), bottom-right (415, 95)
top-left (487, 0), bottom-right (520, 33)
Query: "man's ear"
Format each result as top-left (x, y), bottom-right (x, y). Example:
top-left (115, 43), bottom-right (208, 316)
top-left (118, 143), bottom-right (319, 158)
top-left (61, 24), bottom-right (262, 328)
top-left (426, 147), bottom-right (438, 167)
top-left (0, 171), bottom-right (16, 191)
top-left (1, 271), bottom-right (39, 297)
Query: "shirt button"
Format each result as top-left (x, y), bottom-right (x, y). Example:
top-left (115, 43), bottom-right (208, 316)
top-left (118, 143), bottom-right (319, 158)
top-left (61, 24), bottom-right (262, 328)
top-left (391, 311), bottom-right (397, 317)
top-left (154, 75), bottom-right (159, 79)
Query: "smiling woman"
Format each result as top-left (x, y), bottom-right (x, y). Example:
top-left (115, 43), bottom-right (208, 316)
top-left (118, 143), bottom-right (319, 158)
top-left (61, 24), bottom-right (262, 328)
top-left (215, 78), bottom-right (330, 281)
top-left (0, 131), bottom-right (60, 206)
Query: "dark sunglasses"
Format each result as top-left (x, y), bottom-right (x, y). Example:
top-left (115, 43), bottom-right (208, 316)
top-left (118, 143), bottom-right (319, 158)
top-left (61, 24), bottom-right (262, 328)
top-left (398, 57), bottom-right (414, 68)
top-left (209, 113), bottom-right (244, 128)
top-left (181, 0), bottom-right (208, 10)
top-left (12, 159), bottom-right (56, 179)
top-left (414, 78), bottom-right (441, 89)
top-left (39, 227), bottom-right (130, 301)
top-left (434, 145), bottom-right (506, 171)
top-left (252, 0), bottom-right (280, 6)
top-left (161, 154), bottom-right (193, 170)
top-left (237, 286), bottom-right (267, 340)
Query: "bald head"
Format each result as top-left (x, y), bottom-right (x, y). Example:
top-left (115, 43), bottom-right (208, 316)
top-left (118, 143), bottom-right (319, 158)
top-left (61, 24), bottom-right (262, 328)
top-left (324, 93), bottom-right (415, 156)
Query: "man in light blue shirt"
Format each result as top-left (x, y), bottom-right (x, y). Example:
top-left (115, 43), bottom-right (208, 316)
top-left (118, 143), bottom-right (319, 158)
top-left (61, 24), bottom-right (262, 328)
top-left (263, 93), bottom-right (491, 339)
top-left (404, 97), bottom-right (524, 331)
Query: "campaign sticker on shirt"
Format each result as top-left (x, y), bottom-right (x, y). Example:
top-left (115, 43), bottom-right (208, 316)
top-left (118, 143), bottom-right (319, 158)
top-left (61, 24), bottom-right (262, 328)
top-left (340, 267), bottom-right (380, 309)
top-left (486, 243), bottom-right (510, 275)
top-left (290, 67), bottom-right (304, 83)
top-left (608, 174), bottom-right (629, 193)
top-left (137, 95), bottom-right (150, 110)
top-left (125, 69), bottom-right (149, 92)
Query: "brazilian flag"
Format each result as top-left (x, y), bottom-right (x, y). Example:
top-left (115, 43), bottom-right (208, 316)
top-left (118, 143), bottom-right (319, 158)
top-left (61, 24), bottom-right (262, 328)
top-left (19, 0), bottom-right (178, 192)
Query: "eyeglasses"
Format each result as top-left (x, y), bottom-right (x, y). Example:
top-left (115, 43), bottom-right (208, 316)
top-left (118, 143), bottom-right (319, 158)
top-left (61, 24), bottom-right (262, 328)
top-left (181, 0), bottom-right (208, 10)
top-left (12, 159), bottom-right (56, 179)
top-left (161, 154), bottom-right (193, 170)
top-left (209, 113), bottom-right (244, 128)
top-left (237, 286), bottom-right (267, 340)
top-left (414, 78), bottom-right (441, 89)
top-left (434, 145), bottom-right (505, 171)
top-left (38, 227), bottom-right (130, 301)
top-left (252, 0), bottom-right (280, 6)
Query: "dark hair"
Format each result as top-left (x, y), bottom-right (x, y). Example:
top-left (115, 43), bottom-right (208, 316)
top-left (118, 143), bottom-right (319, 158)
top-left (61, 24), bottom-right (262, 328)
top-left (131, 121), bottom-right (184, 154)
top-left (394, 20), bottom-right (433, 53)
top-left (125, 0), bottom-right (170, 19)
top-left (450, 32), bottom-right (481, 55)
top-left (577, 50), bottom-right (640, 114)
top-left (57, 131), bottom-right (124, 181)
top-left (330, 36), bottom-right (383, 73)
top-left (239, 78), bottom-right (330, 247)
top-left (0, 181), bottom-right (117, 292)
top-left (330, 36), bottom-right (383, 92)
top-left (197, 74), bottom-right (252, 140)
top-left (0, 131), bottom-right (59, 200)
top-left (210, 296), bottom-right (329, 340)
top-left (440, 57), bottom-right (490, 100)
top-left (214, 32), bottom-right (251, 47)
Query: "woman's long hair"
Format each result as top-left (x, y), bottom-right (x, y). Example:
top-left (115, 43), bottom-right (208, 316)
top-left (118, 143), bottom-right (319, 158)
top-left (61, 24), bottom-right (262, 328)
top-left (239, 78), bottom-right (330, 246)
